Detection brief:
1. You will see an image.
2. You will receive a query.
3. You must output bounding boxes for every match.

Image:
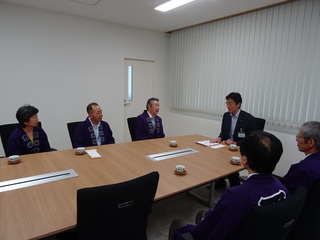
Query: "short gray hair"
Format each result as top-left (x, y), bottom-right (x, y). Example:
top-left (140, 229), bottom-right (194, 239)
top-left (146, 98), bottom-right (159, 110)
top-left (300, 121), bottom-right (320, 151)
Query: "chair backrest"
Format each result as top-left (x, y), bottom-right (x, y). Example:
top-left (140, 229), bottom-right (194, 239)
top-left (286, 180), bottom-right (320, 240)
top-left (67, 121), bottom-right (82, 148)
top-left (127, 117), bottom-right (137, 141)
top-left (255, 117), bottom-right (266, 131)
top-left (239, 186), bottom-right (307, 240)
top-left (77, 171), bottom-right (159, 240)
top-left (0, 122), bottom-right (42, 157)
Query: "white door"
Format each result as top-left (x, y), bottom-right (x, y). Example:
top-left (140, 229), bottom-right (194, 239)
top-left (124, 58), bottom-right (155, 142)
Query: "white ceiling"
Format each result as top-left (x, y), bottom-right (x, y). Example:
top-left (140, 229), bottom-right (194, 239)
top-left (0, 0), bottom-right (290, 32)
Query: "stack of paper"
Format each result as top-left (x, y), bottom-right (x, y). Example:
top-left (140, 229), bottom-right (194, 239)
top-left (85, 149), bottom-right (102, 159)
top-left (210, 144), bottom-right (225, 149)
top-left (196, 140), bottom-right (218, 147)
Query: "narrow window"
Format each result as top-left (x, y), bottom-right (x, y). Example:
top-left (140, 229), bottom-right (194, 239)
top-left (127, 65), bottom-right (133, 102)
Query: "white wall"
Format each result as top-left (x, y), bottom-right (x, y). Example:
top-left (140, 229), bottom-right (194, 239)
top-left (0, 3), bottom-right (301, 177)
top-left (0, 3), bottom-right (170, 155)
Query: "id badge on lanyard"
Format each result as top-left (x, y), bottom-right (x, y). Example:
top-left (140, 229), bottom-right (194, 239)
top-left (238, 128), bottom-right (246, 138)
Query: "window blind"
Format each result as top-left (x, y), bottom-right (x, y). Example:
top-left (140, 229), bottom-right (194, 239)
top-left (170, 0), bottom-right (320, 130)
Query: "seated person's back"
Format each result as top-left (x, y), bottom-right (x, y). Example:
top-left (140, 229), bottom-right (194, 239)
top-left (73, 102), bottom-right (115, 148)
top-left (7, 104), bottom-right (51, 156)
top-left (173, 131), bottom-right (289, 240)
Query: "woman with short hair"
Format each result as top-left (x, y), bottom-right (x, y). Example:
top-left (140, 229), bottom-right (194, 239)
top-left (7, 104), bottom-right (52, 156)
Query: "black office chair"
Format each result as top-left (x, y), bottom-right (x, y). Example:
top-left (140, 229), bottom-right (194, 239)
top-left (0, 122), bottom-right (42, 157)
top-left (255, 117), bottom-right (266, 131)
top-left (239, 186), bottom-right (307, 240)
top-left (286, 180), bottom-right (320, 240)
top-left (77, 171), bottom-right (159, 240)
top-left (67, 121), bottom-right (82, 148)
top-left (127, 117), bottom-right (137, 141)
top-left (170, 187), bottom-right (307, 240)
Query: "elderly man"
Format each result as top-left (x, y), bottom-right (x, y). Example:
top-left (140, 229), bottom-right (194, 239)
top-left (135, 97), bottom-right (165, 141)
top-left (282, 121), bottom-right (320, 194)
top-left (73, 103), bottom-right (115, 148)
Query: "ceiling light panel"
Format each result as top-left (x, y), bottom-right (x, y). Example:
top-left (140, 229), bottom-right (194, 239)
top-left (155, 0), bottom-right (194, 12)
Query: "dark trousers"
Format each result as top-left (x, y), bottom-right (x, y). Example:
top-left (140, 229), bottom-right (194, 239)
top-left (228, 172), bottom-right (240, 186)
top-left (168, 210), bottom-right (206, 240)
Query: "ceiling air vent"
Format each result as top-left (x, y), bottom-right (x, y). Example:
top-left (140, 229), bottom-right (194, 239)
top-left (69, 0), bottom-right (101, 6)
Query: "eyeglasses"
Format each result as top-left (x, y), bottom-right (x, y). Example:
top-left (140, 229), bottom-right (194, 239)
top-left (296, 135), bottom-right (304, 139)
top-left (225, 102), bottom-right (235, 106)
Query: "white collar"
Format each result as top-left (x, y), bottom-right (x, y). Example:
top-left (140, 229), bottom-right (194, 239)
top-left (230, 109), bottom-right (241, 118)
top-left (147, 111), bottom-right (155, 118)
top-left (247, 172), bottom-right (259, 179)
top-left (89, 117), bottom-right (100, 128)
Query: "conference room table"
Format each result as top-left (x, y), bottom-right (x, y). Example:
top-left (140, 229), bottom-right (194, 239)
top-left (0, 134), bottom-right (243, 240)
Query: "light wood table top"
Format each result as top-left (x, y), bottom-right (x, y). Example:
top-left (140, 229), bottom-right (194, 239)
top-left (0, 134), bottom-right (243, 240)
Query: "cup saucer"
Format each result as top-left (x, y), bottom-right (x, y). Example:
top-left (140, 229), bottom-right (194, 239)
top-left (230, 160), bottom-right (241, 165)
top-left (229, 148), bottom-right (238, 151)
top-left (174, 169), bottom-right (187, 175)
top-left (75, 151), bottom-right (86, 155)
top-left (8, 159), bottom-right (21, 165)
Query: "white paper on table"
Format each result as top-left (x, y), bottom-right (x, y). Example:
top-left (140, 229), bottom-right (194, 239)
top-left (210, 144), bottom-right (226, 149)
top-left (85, 149), bottom-right (102, 159)
top-left (196, 140), bottom-right (218, 147)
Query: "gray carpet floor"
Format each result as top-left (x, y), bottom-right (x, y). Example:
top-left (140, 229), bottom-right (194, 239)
top-left (147, 184), bottom-right (226, 240)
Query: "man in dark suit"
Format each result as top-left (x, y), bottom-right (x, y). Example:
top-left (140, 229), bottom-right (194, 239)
top-left (211, 92), bottom-right (257, 146)
top-left (211, 92), bottom-right (257, 187)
